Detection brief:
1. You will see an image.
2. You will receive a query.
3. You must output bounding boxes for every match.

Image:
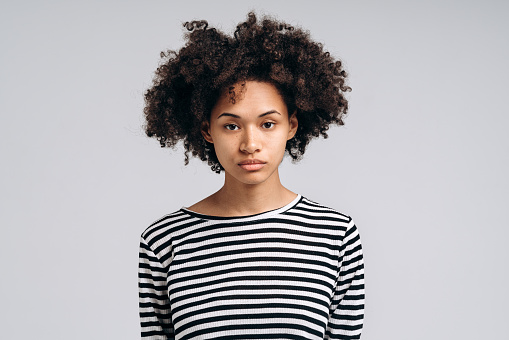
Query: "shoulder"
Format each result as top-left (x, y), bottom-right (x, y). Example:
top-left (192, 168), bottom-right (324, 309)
top-left (292, 196), bottom-right (353, 223)
top-left (140, 209), bottom-right (197, 249)
top-left (289, 196), bottom-right (359, 238)
top-left (185, 194), bottom-right (220, 216)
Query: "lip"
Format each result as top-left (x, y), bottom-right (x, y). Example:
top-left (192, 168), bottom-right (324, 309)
top-left (238, 159), bottom-right (266, 171)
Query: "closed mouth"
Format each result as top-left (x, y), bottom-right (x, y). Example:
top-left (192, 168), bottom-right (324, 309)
top-left (238, 159), bottom-right (266, 165)
top-left (238, 159), bottom-right (266, 171)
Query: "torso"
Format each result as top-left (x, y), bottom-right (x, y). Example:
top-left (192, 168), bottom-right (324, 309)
top-left (140, 195), bottom-right (363, 339)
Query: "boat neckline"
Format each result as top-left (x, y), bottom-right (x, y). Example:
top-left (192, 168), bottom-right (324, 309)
top-left (180, 194), bottom-right (302, 221)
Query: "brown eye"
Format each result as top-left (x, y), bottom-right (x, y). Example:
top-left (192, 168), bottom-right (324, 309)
top-left (225, 124), bottom-right (239, 131)
top-left (262, 122), bottom-right (275, 129)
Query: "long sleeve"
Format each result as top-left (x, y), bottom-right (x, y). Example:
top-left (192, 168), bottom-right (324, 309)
top-left (138, 236), bottom-right (174, 339)
top-left (325, 220), bottom-right (365, 339)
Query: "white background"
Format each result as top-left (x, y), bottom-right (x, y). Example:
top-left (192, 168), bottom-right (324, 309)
top-left (1, 0), bottom-right (508, 339)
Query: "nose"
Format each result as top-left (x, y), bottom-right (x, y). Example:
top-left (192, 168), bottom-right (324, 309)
top-left (240, 127), bottom-right (261, 154)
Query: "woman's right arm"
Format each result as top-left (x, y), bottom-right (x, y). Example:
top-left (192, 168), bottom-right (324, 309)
top-left (138, 237), bottom-right (174, 339)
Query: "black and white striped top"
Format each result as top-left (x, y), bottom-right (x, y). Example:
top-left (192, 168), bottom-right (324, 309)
top-left (138, 195), bottom-right (365, 339)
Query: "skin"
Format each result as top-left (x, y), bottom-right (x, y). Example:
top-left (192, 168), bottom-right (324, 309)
top-left (187, 81), bottom-right (299, 217)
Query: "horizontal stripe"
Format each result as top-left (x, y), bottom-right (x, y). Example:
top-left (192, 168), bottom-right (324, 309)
top-left (171, 281), bottom-right (333, 305)
top-left (173, 296), bottom-right (330, 322)
top-left (180, 322), bottom-right (324, 340)
top-left (170, 246), bottom-right (338, 265)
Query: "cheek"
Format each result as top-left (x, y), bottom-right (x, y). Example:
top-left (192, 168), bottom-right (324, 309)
top-left (269, 130), bottom-right (290, 149)
top-left (212, 136), bottom-right (237, 158)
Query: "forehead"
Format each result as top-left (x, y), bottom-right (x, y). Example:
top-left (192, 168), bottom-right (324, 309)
top-left (211, 81), bottom-right (288, 117)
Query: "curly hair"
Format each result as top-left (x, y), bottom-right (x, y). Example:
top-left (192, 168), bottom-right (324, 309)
top-left (144, 12), bottom-right (351, 173)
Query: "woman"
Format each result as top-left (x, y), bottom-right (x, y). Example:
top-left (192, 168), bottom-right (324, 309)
top-left (138, 12), bottom-right (365, 339)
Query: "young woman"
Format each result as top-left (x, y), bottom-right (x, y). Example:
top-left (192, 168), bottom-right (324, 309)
top-left (138, 12), bottom-right (365, 339)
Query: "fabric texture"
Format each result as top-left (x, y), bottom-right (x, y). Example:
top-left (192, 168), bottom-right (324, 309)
top-left (138, 195), bottom-right (365, 339)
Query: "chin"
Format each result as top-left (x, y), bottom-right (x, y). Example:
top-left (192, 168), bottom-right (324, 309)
top-left (226, 168), bottom-right (275, 186)
top-left (237, 173), bottom-right (270, 185)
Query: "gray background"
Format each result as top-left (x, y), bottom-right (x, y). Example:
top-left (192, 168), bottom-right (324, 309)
top-left (1, 0), bottom-right (508, 339)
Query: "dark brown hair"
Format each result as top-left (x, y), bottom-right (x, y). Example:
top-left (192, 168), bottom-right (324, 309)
top-left (144, 12), bottom-right (351, 173)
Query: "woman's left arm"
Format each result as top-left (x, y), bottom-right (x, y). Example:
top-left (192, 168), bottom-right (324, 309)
top-left (325, 219), bottom-right (365, 339)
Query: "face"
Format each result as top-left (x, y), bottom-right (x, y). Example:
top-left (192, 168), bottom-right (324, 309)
top-left (202, 81), bottom-right (298, 186)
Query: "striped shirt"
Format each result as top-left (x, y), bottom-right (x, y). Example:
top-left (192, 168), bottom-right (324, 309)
top-left (138, 195), bottom-right (365, 339)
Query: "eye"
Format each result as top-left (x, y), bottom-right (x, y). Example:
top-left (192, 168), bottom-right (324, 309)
top-left (225, 124), bottom-right (239, 131)
top-left (262, 122), bottom-right (275, 129)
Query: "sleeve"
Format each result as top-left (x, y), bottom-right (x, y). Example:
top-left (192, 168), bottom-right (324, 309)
top-left (138, 236), bottom-right (175, 339)
top-left (325, 219), bottom-right (365, 339)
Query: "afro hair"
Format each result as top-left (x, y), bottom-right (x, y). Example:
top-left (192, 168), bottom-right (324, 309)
top-left (144, 12), bottom-right (351, 173)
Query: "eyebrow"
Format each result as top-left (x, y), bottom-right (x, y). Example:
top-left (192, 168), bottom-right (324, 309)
top-left (217, 110), bottom-right (281, 119)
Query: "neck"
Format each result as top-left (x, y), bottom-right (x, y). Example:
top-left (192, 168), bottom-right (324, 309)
top-left (214, 169), bottom-right (296, 216)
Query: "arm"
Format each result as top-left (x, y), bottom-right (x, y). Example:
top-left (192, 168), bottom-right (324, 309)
top-left (325, 220), bottom-right (365, 339)
top-left (138, 236), bottom-right (174, 339)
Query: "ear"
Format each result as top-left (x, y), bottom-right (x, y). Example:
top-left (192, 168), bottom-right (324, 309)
top-left (201, 121), bottom-right (214, 143)
top-left (287, 111), bottom-right (298, 140)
